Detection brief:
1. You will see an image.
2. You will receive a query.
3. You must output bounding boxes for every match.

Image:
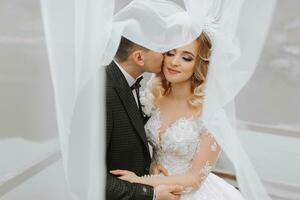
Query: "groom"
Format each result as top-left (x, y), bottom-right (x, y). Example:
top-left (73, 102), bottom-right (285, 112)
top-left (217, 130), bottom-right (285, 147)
top-left (105, 36), bottom-right (182, 200)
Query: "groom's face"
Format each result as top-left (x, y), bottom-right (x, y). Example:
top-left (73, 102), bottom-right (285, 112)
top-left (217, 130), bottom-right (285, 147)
top-left (142, 51), bottom-right (163, 73)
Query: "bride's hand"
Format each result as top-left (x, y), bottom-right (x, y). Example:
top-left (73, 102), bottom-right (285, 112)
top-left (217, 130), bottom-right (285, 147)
top-left (110, 169), bottom-right (139, 183)
top-left (150, 163), bottom-right (169, 176)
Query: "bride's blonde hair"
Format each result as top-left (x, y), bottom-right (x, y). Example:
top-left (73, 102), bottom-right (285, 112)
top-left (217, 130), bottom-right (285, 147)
top-left (150, 32), bottom-right (212, 110)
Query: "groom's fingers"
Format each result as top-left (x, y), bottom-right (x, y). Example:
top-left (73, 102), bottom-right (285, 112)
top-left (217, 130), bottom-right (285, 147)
top-left (167, 185), bottom-right (184, 194)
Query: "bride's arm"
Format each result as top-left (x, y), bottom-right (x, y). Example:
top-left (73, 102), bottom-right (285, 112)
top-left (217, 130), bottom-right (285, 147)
top-left (112, 131), bottom-right (221, 191)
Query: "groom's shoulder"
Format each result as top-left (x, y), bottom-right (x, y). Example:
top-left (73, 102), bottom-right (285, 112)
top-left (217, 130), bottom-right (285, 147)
top-left (105, 62), bottom-right (120, 100)
top-left (105, 61), bottom-right (117, 73)
top-left (105, 62), bottom-right (116, 83)
top-left (105, 61), bottom-right (120, 84)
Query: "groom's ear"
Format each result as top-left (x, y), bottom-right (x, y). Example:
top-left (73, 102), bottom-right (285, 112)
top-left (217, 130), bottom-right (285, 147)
top-left (131, 50), bottom-right (145, 66)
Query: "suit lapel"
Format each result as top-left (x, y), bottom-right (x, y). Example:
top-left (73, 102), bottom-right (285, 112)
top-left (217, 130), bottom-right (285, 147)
top-left (106, 62), bottom-right (149, 151)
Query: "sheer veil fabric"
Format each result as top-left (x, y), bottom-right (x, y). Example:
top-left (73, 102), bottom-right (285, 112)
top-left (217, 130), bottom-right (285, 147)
top-left (40, 0), bottom-right (277, 199)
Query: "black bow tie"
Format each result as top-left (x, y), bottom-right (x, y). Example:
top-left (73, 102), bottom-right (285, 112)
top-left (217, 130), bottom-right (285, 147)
top-left (131, 76), bottom-right (143, 90)
top-left (130, 76), bottom-right (148, 123)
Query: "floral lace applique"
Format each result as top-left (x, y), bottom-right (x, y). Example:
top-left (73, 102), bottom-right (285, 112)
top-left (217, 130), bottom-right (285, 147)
top-left (201, 161), bottom-right (213, 180)
top-left (140, 89), bottom-right (154, 116)
top-left (145, 109), bottom-right (207, 175)
top-left (210, 142), bottom-right (218, 152)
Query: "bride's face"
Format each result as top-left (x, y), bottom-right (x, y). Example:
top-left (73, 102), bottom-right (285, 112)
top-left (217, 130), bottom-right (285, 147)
top-left (163, 40), bottom-right (199, 84)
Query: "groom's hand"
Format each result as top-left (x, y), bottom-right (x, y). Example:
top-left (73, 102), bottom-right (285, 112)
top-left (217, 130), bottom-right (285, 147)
top-left (155, 185), bottom-right (183, 200)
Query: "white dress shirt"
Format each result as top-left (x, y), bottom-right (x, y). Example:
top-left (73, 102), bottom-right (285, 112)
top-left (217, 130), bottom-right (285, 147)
top-left (114, 60), bottom-right (142, 107)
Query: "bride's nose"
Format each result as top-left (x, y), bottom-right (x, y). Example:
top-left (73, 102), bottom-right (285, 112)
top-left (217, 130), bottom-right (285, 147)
top-left (170, 55), bottom-right (180, 66)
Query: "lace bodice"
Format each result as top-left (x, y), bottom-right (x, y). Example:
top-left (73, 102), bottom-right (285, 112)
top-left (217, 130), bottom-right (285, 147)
top-left (145, 108), bottom-right (205, 175)
top-left (140, 86), bottom-right (219, 180)
top-left (135, 83), bottom-right (246, 200)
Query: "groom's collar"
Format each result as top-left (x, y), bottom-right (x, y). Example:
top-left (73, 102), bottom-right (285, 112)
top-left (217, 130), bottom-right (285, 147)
top-left (113, 60), bottom-right (143, 88)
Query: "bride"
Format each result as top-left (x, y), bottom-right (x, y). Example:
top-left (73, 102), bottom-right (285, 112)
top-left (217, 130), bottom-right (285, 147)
top-left (111, 32), bottom-right (246, 199)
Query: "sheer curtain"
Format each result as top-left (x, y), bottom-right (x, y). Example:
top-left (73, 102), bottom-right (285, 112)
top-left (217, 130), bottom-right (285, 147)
top-left (40, 0), bottom-right (277, 200)
top-left (40, 0), bottom-right (113, 199)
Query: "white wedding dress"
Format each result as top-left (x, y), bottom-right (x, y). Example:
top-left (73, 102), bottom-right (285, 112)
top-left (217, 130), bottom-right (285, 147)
top-left (142, 91), bottom-right (246, 200)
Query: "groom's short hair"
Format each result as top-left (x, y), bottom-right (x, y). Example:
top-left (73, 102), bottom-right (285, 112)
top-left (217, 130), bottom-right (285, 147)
top-left (115, 36), bottom-right (149, 62)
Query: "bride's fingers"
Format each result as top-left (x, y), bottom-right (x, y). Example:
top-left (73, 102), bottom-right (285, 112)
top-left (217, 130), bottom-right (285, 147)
top-left (158, 166), bottom-right (169, 176)
top-left (151, 167), bottom-right (159, 175)
top-left (110, 169), bottom-right (132, 175)
top-left (117, 176), bottom-right (126, 180)
top-left (114, 175), bottom-right (129, 181)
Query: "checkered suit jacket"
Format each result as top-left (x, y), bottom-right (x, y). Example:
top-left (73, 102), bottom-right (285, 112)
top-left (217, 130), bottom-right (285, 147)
top-left (105, 61), bottom-right (153, 200)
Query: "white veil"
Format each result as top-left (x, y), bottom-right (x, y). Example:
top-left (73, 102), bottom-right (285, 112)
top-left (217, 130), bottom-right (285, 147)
top-left (41, 0), bottom-right (277, 199)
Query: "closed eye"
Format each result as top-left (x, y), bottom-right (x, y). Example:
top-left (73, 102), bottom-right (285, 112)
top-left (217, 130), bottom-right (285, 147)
top-left (183, 56), bottom-right (193, 62)
top-left (165, 51), bottom-right (175, 56)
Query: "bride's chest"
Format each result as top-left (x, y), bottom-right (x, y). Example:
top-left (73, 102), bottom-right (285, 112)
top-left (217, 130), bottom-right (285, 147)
top-left (145, 110), bottom-right (202, 155)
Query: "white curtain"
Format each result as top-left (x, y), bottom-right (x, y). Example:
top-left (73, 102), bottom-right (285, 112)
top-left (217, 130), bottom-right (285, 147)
top-left (40, 0), bottom-right (113, 199)
top-left (40, 0), bottom-right (277, 200)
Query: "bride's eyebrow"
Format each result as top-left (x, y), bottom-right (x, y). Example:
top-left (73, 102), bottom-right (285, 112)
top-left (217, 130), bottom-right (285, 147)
top-left (182, 50), bottom-right (195, 57)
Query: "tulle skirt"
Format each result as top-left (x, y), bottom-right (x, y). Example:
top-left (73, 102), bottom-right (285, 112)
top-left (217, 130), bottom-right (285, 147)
top-left (181, 173), bottom-right (245, 200)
